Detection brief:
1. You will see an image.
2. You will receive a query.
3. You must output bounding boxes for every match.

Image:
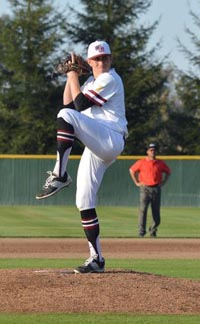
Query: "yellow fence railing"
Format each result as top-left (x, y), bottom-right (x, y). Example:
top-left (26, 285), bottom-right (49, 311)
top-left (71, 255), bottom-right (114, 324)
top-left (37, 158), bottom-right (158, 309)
top-left (0, 155), bottom-right (200, 160)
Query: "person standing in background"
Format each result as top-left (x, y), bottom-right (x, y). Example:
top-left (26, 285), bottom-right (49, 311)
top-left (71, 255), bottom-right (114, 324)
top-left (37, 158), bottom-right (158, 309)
top-left (129, 143), bottom-right (171, 237)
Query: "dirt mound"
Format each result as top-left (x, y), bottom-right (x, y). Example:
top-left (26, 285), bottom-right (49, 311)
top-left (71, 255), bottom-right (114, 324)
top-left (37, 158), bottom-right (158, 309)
top-left (0, 238), bottom-right (199, 314)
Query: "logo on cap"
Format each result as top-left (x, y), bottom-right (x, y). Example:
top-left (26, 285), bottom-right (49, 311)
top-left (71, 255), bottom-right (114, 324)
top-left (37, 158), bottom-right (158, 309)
top-left (95, 45), bottom-right (105, 53)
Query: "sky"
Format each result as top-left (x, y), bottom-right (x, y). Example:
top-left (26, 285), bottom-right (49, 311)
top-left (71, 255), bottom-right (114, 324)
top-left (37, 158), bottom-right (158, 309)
top-left (0, 0), bottom-right (200, 73)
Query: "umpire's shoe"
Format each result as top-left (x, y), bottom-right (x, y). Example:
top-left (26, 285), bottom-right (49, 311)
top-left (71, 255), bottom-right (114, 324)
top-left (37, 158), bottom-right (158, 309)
top-left (74, 255), bottom-right (105, 274)
top-left (36, 171), bottom-right (72, 200)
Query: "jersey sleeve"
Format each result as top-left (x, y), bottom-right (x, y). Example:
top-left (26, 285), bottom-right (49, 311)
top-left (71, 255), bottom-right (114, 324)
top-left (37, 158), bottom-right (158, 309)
top-left (83, 73), bottom-right (116, 107)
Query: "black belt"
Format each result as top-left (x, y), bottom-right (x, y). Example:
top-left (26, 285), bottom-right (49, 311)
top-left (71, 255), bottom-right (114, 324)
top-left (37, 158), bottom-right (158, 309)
top-left (145, 184), bottom-right (159, 187)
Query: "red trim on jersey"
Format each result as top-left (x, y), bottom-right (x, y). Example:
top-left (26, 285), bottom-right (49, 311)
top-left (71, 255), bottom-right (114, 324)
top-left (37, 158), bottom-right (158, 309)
top-left (84, 93), bottom-right (102, 106)
top-left (88, 90), bottom-right (107, 103)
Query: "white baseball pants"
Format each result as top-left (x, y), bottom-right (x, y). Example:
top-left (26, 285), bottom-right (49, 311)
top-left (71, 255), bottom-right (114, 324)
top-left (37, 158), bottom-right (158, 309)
top-left (57, 108), bottom-right (124, 210)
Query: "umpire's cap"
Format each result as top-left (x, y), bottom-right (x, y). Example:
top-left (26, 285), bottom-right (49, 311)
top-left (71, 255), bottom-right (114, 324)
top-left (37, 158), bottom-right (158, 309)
top-left (148, 143), bottom-right (157, 149)
top-left (147, 143), bottom-right (159, 153)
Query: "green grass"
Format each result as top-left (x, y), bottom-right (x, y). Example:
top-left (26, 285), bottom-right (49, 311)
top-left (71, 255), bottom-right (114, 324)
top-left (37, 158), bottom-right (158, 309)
top-left (0, 206), bottom-right (199, 323)
top-left (0, 258), bottom-right (200, 280)
top-left (0, 314), bottom-right (199, 324)
top-left (0, 206), bottom-right (199, 237)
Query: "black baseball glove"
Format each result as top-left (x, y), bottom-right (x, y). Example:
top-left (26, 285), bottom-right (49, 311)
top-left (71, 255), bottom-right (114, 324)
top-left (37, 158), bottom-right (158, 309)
top-left (55, 53), bottom-right (91, 76)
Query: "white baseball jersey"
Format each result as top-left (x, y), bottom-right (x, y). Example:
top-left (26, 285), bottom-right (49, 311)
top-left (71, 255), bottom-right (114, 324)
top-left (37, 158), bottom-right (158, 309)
top-left (58, 68), bottom-right (128, 210)
top-left (81, 68), bottom-right (128, 137)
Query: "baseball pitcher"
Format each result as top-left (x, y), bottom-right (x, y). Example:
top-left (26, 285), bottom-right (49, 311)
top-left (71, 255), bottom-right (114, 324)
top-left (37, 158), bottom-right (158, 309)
top-left (36, 40), bottom-right (128, 273)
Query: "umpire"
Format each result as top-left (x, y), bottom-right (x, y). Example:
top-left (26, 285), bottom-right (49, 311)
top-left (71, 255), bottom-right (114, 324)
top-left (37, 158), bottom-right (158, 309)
top-left (129, 143), bottom-right (171, 237)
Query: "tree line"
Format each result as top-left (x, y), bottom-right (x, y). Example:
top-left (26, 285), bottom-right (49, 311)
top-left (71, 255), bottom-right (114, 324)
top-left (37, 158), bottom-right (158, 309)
top-left (0, 0), bottom-right (199, 155)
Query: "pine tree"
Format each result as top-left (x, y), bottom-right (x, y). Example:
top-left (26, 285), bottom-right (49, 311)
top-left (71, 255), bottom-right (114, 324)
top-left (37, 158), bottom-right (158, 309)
top-left (173, 7), bottom-right (200, 154)
top-left (0, 0), bottom-right (68, 153)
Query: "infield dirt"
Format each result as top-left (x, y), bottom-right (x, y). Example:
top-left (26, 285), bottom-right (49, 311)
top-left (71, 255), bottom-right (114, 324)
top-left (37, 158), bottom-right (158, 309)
top-left (0, 238), bottom-right (199, 314)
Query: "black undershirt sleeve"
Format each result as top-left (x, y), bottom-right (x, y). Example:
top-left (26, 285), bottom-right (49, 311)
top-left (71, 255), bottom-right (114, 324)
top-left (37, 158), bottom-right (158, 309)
top-left (74, 93), bottom-right (94, 111)
top-left (63, 101), bottom-right (76, 109)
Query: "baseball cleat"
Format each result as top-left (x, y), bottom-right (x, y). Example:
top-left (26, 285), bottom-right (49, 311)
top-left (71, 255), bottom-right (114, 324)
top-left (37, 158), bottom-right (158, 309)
top-left (150, 232), bottom-right (157, 238)
top-left (36, 171), bottom-right (72, 200)
top-left (149, 227), bottom-right (157, 238)
top-left (138, 234), bottom-right (145, 238)
top-left (74, 255), bottom-right (105, 274)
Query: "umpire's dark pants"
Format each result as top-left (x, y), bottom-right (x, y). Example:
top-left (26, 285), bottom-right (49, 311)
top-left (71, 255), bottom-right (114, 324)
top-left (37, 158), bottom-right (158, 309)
top-left (138, 185), bottom-right (161, 236)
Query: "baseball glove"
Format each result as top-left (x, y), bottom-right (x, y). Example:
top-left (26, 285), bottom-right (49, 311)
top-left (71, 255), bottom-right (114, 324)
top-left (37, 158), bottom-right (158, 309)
top-left (55, 53), bottom-right (91, 76)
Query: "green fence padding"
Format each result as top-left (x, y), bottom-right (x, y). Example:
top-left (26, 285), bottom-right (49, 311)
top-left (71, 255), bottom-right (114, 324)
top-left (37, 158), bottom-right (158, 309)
top-left (0, 157), bottom-right (200, 206)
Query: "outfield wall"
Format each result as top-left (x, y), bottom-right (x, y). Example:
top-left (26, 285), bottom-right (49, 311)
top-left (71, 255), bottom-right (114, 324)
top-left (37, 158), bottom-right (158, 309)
top-left (0, 155), bottom-right (200, 207)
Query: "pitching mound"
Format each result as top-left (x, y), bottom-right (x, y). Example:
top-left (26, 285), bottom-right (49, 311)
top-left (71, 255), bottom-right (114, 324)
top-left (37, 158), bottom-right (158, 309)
top-left (0, 238), bottom-right (199, 314)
